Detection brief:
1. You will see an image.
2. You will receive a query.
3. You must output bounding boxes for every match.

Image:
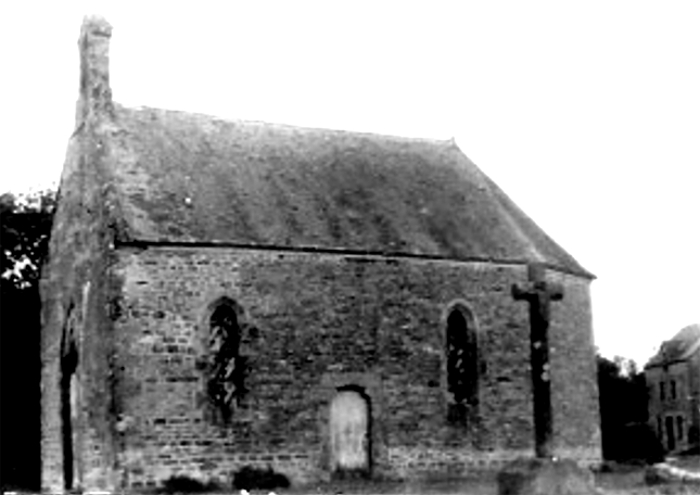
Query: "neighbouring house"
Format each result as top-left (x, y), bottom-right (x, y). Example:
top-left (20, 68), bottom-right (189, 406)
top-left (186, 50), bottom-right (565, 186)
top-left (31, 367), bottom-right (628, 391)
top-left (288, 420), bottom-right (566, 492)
top-left (40, 16), bottom-right (601, 493)
top-left (645, 323), bottom-right (700, 454)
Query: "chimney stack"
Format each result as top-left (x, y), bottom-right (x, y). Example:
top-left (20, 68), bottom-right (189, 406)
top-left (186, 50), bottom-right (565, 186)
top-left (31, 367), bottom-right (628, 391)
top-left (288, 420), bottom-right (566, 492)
top-left (77, 16), bottom-right (113, 126)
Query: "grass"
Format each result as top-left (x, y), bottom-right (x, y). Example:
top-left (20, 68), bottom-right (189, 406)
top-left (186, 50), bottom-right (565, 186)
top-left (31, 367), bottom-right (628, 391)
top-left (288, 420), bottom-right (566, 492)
top-left (283, 464), bottom-right (700, 495)
top-left (143, 470), bottom-right (694, 495)
top-left (8, 461), bottom-right (699, 495)
top-left (595, 461), bottom-right (700, 495)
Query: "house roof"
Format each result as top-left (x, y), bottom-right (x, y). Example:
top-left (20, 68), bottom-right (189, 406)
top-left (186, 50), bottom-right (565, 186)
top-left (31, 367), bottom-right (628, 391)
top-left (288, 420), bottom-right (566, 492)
top-left (99, 104), bottom-right (593, 278)
top-left (645, 324), bottom-right (700, 368)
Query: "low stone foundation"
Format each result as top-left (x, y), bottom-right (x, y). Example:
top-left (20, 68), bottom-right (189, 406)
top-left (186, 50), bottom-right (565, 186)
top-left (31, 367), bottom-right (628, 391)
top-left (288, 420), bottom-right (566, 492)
top-left (48, 444), bottom-right (602, 493)
top-left (384, 447), bottom-right (533, 480)
top-left (383, 446), bottom-right (600, 480)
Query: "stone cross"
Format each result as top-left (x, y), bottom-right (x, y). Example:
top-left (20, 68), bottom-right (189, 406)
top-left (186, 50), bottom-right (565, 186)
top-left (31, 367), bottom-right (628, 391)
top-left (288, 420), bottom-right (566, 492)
top-left (512, 263), bottom-right (564, 459)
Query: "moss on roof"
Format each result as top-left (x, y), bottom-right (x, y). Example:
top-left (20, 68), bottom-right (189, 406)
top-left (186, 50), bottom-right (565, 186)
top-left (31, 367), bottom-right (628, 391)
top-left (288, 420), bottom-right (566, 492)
top-left (100, 104), bottom-right (592, 277)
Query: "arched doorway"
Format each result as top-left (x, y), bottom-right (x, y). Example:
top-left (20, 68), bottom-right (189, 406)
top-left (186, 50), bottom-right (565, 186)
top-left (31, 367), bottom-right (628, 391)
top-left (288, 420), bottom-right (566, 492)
top-left (329, 389), bottom-right (370, 476)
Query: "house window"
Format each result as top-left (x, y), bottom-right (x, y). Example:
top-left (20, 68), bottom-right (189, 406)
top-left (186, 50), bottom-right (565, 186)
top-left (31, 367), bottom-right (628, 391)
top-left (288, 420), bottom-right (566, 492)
top-left (445, 305), bottom-right (479, 426)
top-left (660, 382), bottom-right (666, 401)
top-left (657, 416), bottom-right (663, 439)
top-left (206, 299), bottom-right (247, 422)
top-left (671, 380), bottom-right (677, 400)
top-left (677, 417), bottom-right (684, 441)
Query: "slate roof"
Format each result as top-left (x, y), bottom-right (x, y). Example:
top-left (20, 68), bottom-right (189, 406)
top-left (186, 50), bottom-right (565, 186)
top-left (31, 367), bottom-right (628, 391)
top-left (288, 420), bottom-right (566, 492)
top-left (99, 104), bottom-right (593, 278)
top-left (646, 324), bottom-right (700, 368)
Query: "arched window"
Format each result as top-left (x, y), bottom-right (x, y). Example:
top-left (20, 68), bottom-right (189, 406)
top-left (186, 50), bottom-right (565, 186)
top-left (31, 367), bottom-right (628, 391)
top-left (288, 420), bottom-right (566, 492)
top-left (445, 305), bottom-right (479, 426)
top-left (206, 300), bottom-right (246, 422)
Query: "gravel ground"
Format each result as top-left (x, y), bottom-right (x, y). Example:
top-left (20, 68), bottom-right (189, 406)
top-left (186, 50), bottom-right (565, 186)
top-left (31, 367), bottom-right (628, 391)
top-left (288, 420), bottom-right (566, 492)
top-left (5, 462), bottom-right (700, 495)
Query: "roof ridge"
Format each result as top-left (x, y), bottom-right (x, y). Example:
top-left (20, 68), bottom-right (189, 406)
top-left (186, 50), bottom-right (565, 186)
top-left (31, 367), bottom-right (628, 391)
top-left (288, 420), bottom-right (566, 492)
top-left (115, 103), bottom-right (455, 147)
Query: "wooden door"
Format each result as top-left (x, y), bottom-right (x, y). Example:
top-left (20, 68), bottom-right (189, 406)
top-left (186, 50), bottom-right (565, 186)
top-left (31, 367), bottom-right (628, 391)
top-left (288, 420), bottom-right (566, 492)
top-left (330, 390), bottom-right (369, 474)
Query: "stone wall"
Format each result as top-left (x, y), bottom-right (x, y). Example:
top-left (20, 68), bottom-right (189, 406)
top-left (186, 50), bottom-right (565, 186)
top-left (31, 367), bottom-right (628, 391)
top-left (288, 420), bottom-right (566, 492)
top-left (690, 353), bottom-right (700, 446)
top-left (101, 245), bottom-right (600, 488)
top-left (549, 271), bottom-right (601, 464)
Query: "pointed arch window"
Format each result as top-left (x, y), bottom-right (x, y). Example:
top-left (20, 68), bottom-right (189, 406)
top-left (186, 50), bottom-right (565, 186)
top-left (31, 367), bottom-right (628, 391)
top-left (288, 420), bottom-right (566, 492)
top-left (206, 299), bottom-right (247, 422)
top-left (445, 304), bottom-right (479, 426)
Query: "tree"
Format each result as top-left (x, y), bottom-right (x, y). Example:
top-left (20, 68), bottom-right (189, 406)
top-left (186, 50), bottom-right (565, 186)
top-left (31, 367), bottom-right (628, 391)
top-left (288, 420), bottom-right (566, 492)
top-left (1, 189), bottom-right (56, 490)
top-left (1, 190), bottom-right (56, 289)
top-left (597, 352), bottom-right (663, 464)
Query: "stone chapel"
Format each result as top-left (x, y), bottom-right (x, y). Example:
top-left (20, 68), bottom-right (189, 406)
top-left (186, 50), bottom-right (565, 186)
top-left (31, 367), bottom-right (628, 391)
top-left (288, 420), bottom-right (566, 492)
top-left (41, 17), bottom-right (601, 493)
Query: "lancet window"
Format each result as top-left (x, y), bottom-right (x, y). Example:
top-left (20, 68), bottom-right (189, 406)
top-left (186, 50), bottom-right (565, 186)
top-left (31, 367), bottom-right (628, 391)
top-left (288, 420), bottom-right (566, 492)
top-left (206, 299), bottom-right (246, 421)
top-left (445, 305), bottom-right (479, 426)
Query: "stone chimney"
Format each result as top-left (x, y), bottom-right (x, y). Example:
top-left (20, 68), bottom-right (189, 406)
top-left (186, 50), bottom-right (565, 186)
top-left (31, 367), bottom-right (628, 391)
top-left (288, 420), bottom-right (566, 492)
top-left (77, 16), bottom-right (113, 126)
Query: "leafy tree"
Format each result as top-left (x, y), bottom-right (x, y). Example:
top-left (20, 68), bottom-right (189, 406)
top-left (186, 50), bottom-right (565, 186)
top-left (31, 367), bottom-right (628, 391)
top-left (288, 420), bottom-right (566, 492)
top-left (1, 190), bottom-right (56, 289)
top-left (1, 189), bottom-right (56, 490)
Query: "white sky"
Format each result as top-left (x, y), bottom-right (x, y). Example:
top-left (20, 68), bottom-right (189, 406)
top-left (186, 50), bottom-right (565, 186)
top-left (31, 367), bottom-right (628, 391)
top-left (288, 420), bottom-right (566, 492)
top-left (1, 2), bottom-right (698, 366)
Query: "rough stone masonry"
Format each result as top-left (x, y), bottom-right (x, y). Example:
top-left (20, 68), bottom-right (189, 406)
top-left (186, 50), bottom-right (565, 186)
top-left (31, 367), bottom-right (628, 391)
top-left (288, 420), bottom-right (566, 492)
top-left (40, 16), bottom-right (601, 493)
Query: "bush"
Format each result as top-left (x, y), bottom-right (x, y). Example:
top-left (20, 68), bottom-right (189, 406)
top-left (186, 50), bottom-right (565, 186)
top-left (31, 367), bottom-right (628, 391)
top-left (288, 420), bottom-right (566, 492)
top-left (232, 465), bottom-right (290, 490)
top-left (644, 465), bottom-right (668, 486)
top-left (159, 475), bottom-right (220, 493)
top-left (605, 423), bottom-right (665, 465)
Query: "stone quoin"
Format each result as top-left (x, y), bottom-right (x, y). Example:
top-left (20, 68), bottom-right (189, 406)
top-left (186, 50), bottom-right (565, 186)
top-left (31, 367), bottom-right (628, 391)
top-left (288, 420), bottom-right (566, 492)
top-left (40, 16), bottom-right (601, 493)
